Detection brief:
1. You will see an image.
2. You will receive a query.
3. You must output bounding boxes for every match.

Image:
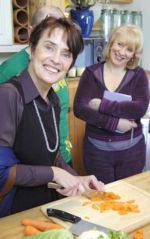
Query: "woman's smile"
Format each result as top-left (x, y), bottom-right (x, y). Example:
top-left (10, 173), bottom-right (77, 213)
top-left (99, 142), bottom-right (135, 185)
top-left (43, 63), bottom-right (60, 74)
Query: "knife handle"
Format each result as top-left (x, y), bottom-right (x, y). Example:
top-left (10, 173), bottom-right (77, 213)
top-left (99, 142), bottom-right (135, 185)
top-left (47, 208), bottom-right (81, 224)
top-left (47, 182), bottom-right (63, 189)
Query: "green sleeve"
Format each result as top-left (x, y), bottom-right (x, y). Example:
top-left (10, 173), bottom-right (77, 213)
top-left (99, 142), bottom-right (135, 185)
top-left (0, 49), bottom-right (29, 84)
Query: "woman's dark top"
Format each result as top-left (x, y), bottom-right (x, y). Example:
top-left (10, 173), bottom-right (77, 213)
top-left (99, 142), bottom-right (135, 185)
top-left (74, 62), bottom-right (149, 142)
top-left (0, 69), bottom-right (77, 215)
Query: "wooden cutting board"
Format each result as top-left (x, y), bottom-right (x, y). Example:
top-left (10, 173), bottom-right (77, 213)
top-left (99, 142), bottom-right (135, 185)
top-left (41, 180), bottom-right (150, 233)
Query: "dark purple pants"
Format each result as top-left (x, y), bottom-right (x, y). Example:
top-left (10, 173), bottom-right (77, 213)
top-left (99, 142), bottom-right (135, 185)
top-left (83, 135), bottom-right (146, 184)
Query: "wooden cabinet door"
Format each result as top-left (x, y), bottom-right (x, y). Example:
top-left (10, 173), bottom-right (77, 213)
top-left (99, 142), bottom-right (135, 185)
top-left (68, 79), bottom-right (86, 175)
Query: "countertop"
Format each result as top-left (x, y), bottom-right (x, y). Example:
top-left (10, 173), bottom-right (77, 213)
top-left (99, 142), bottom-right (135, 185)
top-left (0, 171), bottom-right (150, 239)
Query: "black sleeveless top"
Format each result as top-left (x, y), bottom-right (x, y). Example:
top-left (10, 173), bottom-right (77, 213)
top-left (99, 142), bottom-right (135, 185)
top-left (10, 80), bottom-right (61, 213)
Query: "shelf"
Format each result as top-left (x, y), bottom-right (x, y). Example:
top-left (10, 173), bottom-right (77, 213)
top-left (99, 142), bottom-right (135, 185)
top-left (0, 44), bottom-right (28, 53)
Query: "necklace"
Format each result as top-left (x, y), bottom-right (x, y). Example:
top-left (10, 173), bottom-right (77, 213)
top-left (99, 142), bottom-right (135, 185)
top-left (33, 99), bottom-right (59, 153)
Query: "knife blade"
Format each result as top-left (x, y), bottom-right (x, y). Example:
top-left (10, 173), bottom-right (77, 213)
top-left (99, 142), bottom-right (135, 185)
top-left (47, 208), bottom-right (111, 236)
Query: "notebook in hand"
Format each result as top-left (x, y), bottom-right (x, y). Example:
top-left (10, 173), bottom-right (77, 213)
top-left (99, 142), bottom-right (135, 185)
top-left (103, 90), bottom-right (132, 102)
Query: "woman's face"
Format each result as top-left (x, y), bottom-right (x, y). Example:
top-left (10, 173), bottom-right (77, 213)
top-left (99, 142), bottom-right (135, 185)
top-left (29, 27), bottom-right (73, 87)
top-left (110, 37), bottom-right (135, 68)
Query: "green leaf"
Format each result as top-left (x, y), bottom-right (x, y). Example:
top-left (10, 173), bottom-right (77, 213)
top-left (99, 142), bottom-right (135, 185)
top-left (108, 230), bottom-right (127, 239)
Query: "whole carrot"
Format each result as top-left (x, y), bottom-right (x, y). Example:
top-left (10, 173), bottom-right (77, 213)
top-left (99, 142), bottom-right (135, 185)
top-left (21, 218), bottom-right (64, 231)
top-left (24, 225), bottom-right (41, 236)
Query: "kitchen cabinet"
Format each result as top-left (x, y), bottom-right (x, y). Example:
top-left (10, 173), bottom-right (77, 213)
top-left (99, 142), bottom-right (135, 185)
top-left (67, 78), bottom-right (86, 175)
top-left (0, 0), bottom-right (14, 45)
top-left (146, 71), bottom-right (150, 80)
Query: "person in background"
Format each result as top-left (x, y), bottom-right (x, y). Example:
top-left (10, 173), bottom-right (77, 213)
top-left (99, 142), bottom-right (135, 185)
top-left (74, 24), bottom-right (149, 184)
top-left (0, 5), bottom-right (72, 165)
top-left (0, 16), bottom-right (105, 217)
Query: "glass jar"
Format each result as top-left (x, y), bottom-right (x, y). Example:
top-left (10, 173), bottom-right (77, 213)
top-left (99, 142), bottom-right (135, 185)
top-left (121, 10), bottom-right (132, 24)
top-left (112, 8), bottom-right (121, 29)
top-left (100, 8), bottom-right (112, 42)
top-left (132, 11), bottom-right (143, 28)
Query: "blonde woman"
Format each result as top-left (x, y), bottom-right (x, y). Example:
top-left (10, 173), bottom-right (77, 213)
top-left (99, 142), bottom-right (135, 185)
top-left (74, 24), bottom-right (149, 183)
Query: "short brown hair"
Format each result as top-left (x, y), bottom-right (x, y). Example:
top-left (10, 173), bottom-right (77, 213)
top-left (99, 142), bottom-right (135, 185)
top-left (29, 16), bottom-right (84, 67)
top-left (103, 24), bottom-right (143, 69)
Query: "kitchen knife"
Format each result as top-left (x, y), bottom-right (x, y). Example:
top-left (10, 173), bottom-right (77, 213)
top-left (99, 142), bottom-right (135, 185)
top-left (47, 208), bottom-right (111, 236)
top-left (47, 182), bottom-right (104, 199)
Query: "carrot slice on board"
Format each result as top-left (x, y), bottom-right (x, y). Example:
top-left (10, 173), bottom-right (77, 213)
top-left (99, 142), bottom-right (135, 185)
top-left (133, 229), bottom-right (144, 239)
top-left (82, 201), bottom-right (91, 206)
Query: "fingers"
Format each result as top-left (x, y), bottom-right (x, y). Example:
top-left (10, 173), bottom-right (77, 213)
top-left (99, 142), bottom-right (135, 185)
top-left (98, 181), bottom-right (105, 192)
top-left (131, 121), bottom-right (137, 128)
top-left (89, 175), bottom-right (105, 192)
top-left (79, 175), bottom-right (105, 192)
top-left (88, 98), bottom-right (101, 110)
top-left (57, 183), bottom-right (84, 197)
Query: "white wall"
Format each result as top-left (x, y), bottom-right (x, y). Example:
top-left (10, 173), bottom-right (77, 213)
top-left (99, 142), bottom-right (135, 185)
top-left (120, 0), bottom-right (150, 71)
top-left (92, 0), bottom-right (150, 71)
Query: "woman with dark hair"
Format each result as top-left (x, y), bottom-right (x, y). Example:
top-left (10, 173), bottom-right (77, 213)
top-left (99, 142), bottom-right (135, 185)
top-left (74, 24), bottom-right (149, 184)
top-left (0, 17), bottom-right (105, 217)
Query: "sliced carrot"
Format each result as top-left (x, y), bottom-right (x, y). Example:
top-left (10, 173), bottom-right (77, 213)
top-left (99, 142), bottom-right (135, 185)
top-left (82, 201), bottom-right (91, 206)
top-left (24, 225), bottom-right (41, 236)
top-left (21, 218), bottom-right (64, 231)
top-left (91, 197), bottom-right (102, 201)
top-left (119, 210), bottom-right (128, 215)
top-left (133, 229), bottom-right (144, 239)
top-left (84, 191), bottom-right (121, 201)
top-left (92, 203), bottom-right (101, 210)
top-left (82, 190), bottom-right (140, 216)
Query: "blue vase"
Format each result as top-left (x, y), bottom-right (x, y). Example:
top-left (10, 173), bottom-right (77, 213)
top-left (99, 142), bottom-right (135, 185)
top-left (70, 8), bottom-right (94, 38)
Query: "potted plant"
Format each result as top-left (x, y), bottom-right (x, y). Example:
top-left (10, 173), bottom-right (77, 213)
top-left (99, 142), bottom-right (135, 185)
top-left (70, 0), bottom-right (96, 9)
top-left (70, 0), bottom-right (96, 37)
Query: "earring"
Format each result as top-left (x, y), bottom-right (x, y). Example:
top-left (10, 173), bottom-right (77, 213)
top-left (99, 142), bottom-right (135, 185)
top-left (129, 58), bottom-right (134, 64)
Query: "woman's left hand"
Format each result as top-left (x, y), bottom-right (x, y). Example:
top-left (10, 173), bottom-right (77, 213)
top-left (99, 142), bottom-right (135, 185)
top-left (56, 175), bottom-right (105, 197)
top-left (88, 98), bottom-right (101, 111)
top-left (78, 175), bottom-right (105, 192)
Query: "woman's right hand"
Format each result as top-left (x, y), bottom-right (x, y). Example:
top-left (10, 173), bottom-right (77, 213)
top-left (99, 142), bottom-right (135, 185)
top-left (117, 118), bottom-right (137, 133)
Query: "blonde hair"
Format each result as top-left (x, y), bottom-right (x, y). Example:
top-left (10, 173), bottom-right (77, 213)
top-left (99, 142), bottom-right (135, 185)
top-left (103, 24), bottom-right (143, 69)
